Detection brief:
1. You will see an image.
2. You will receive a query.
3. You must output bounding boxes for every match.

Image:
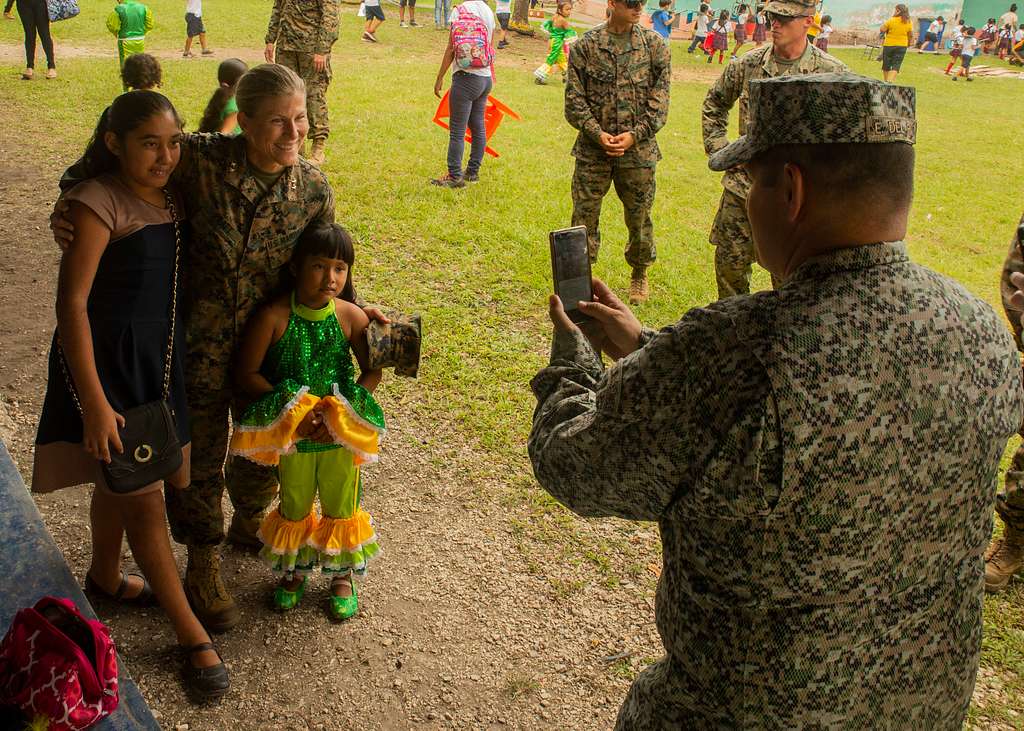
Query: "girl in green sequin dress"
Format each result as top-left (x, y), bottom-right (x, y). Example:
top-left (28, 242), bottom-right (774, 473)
top-left (230, 223), bottom-right (385, 621)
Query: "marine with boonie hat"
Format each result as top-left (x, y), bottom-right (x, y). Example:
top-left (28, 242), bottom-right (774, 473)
top-left (701, 0), bottom-right (845, 300)
top-left (530, 71), bottom-right (1024, 728)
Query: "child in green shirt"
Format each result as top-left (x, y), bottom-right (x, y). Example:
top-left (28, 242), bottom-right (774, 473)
top-left (107, 0), bottom-right (154, 79)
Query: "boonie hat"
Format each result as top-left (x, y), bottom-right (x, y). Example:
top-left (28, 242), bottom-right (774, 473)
top-left (708, 72), bottom-right (916, 172)
top-left (764, 0), bottom-right (817, 17)
top-left (367, 313), bottom-right (422, 378)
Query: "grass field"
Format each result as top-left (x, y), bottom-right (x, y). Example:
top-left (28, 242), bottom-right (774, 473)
top-left (1, 3), bottom-right (1023, 726)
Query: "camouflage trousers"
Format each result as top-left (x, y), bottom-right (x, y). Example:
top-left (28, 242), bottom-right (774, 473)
top-left (997, 429), bottom-right (1024, 531)
top-left (276, 49), bottom-right (331, 142)
top-left (165, 376), bottom-right (278, 547)
top-left (709, 188), bottom-right (776, 299)
top-left (570, 159), bottom-right (657, 270)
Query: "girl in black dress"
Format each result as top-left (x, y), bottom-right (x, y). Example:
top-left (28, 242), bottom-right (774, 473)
top-left (33, 91), bottom-right (229, 700)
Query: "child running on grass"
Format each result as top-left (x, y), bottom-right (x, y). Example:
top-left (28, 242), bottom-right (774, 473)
top-left (706, 9), bottom-right (730, 64)
top-left (952, 26), bottom-right (977, 80)
top-left (121, 52), bottom-right (161, 90)
top-left (687, 3), bottom-right (710, 53)
top-left (945, 21), bottom-right (965, 73)
top-left (362, 0), bottom-right (385, 42)
top-left (229, 223), bottom-right (385, 621)
top-left (183, 0), bottom-right (213, 57)
top-left (197, 58), bottom-right (247, 133)
top-left (533, 1), bottom-right (576, 84)
top-left (107, 0), bottom-right (153, 81)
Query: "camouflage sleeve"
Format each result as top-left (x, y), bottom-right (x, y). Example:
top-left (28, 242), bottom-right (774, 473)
top-left (1001, 215), bottom-right (1024, 351)
top-left (266, 0), bottom-right (283, 45)
top-left (564, 42), bottom-right (603, 143)
top-left (317, 0), bottom-right (340, 55)
top-left (318, 180), bottom-right (336, 225)
top-left (701, 58), bottom-right (743, 156)
top-left (632, 35), bottom-right (671, 143)
top-left (171, 132), bottom-right (205, 189)
top-left (529, 317), bottom-right (721, 522)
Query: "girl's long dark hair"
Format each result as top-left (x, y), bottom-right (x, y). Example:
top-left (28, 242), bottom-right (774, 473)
top-left (895, 3), bottom-right (910, 22)
top-left (281, 223), bottom-right (357, 303)
top-left (197, 58), bottom-right (249, 133)
top-left (81, 91), bottom-right (182, 179)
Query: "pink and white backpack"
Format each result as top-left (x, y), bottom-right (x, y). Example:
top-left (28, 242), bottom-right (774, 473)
top-left (451, 4), bottom-right (494, 70)
top-left (0, 597), bottom-right (119, 731)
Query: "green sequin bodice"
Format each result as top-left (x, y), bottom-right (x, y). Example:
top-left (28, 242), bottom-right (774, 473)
top-left (262, 295), bottom-right (355, 400)
top-left (237, 295), bottom-right (385, 453)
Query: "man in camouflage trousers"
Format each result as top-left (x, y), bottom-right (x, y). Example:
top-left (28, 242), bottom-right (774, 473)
top-left (701, 0), bottom-right (844, 299)
top-left (265, 0), bottom-right (340, 166)
top-left (985, 216), bottom-right (1024, 592)
top-left (564, 0), bottom-right (670, 305)
top-left (530, 73), bottom-right (1024, 727)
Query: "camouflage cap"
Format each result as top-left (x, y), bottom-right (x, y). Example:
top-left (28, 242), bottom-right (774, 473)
top-left (367, 313), bottom-right (422, 378)
top-left (708, 72), bottom-right (916, 172)
top-left (763, 0), bottom-right (817, 16)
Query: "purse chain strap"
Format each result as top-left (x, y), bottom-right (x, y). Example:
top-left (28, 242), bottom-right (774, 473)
top-left (59, 188), bottom-right (181, 416)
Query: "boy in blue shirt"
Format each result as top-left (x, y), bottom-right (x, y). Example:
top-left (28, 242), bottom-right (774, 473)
top-left (651, 0), bottom-right (674, 40)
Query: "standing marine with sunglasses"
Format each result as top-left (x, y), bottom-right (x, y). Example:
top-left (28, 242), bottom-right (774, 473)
top-left (564, 0), bottom-right (671, 305)
top-left (701, 0), bottom-right (844, 299)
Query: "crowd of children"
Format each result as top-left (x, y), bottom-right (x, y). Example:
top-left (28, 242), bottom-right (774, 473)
top-left (651, 3), bottom-right (769, 64)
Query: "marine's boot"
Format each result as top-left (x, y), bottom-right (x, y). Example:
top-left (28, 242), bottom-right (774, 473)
top-left (309, 138), bottom-right (327, 166)
top-left (185, 544), bottom-right (240, 632)
top-left (226, 512), bottom-right (263, 551)
top-left (984, 525), bottom-right (1024, 593)
top-left (629, 267), bottom-right (650, 305)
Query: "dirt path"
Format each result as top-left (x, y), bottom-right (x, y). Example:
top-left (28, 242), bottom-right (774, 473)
top-left (0, 105), bottom-right (665, 731)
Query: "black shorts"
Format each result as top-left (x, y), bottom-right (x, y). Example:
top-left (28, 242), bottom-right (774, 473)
top-left (881, 45), bottom-right (907, 71)
top-left (364, 4), bottom-right (384, 20)
top-left (399, 0), bottom-right (415, 7)
top-left (185, 12), bottom-right (205, 37)
top-left (961, 53), bottom-right (973, 67)
top-left (497, 12), bottom-right (510, 30)
top-left (924, 31), bottom-right (938, 43)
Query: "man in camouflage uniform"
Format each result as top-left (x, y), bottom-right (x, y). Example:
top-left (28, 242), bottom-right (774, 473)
top-left (985, 216), bottom-right (1024, 592)
top-left (701, 0), bottom-right (844, 299)
top-left (564, 0), bottom-right (670, 305)
top-left (265, 0), bottom-right (340, 166)
top-left (530, 73), bottom-right (1024, 727)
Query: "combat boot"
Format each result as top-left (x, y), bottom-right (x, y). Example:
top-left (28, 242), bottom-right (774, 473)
top-left (226, 512), bottom-right (262, 551)
top-left (984, 525), bottom-right (1024, 593)
top-left (185, 544), bottom-right (240, 632)
top-left (629, 267), bottom-right (650, 304)
top-left (309, 138), bottom-right (327, 167)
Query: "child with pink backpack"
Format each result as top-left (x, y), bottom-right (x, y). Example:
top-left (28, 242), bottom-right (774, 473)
top-left (430, 0), bottom-right (495, 188)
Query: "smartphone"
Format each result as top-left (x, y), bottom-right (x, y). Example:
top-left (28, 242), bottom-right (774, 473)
top-left (1018, 223), bottom-right (1024, 259)
top-left (550, 226), bottom-right (593, 325)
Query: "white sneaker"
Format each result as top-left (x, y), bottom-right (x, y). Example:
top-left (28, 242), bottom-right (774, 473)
top-left (400, 20), bottom-right (407, 27)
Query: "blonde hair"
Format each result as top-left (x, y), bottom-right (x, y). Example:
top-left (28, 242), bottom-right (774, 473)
top-left (234, 63), bottom-right (305, 118)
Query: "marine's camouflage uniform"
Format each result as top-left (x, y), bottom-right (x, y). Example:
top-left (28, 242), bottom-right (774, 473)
top-left (167, 133), bottom-right (335, 547)
top-left (266, 0), bottom-right (340, 144)
top-left (529, 242), bottom-right (1023, 728)
top-left (564, 23), bottom-right (670, 269)
top-left (702, 42), bottom-right (845, 298)
top-left (998, 215), bottom-right (1024, 531)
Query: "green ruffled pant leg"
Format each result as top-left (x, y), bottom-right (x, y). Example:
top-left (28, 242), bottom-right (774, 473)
top-left (260, 452), bottom-right (320, 573)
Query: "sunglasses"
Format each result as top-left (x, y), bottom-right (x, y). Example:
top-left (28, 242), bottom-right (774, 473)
top-left (622, 0), bottom-right (644, 8)
top-left (766, 11), bottom-right (799, 24)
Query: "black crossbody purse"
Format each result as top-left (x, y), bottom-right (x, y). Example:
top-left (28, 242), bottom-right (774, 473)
top-left (60, 190), bottom-right (183, 494)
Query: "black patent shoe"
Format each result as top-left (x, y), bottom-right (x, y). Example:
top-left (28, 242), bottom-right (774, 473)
top-left (181, 642), bottom-right (230, 701)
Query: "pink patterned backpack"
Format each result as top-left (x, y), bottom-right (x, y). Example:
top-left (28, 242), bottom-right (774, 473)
top-left (0, 597), bottom-right (119, 731)
top-left (451, 4), bottom-right (494, 70)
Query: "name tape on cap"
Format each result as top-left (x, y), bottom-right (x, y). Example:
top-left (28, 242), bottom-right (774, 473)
top-left (865, 116), bottom-right (916, 143)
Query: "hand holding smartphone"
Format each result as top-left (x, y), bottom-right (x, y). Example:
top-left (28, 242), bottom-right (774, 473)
top-left (549, 226), bottom-right (593, 325)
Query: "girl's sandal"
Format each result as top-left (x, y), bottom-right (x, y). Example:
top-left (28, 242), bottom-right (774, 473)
top-left (84, 570), bottom-right (158, 608)
top-left (180, 642), bottom-right (230, 701)
top-left (273, 575), bottom-right (307, 611)
top-left (328, 576), bottom-right (358, 621)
